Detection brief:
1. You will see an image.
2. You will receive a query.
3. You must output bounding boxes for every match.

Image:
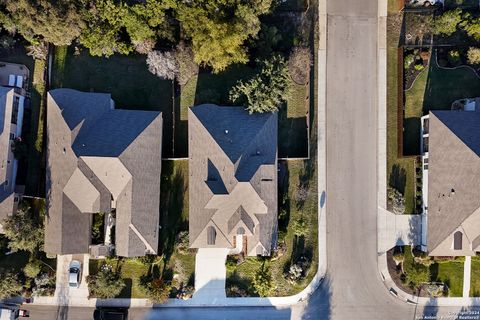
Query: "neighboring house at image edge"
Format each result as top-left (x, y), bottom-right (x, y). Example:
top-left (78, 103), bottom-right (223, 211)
top-left (188, 104), bottom-right (278, 256)
top-left (45, 89), bottom-right (162, 257)
top-left (421, 104), bottom-right (480, 256)
top-left (0, 87), bottom-right (25, 228)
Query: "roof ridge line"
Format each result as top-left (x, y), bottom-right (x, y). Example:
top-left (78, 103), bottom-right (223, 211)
top-left (129, 223), bottom-right (156, 254)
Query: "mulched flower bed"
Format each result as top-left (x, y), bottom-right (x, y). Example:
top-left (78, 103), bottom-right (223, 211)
top-left (404, 48), bottom-right (430, 90)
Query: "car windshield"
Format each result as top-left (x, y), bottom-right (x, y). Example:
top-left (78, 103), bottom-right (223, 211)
top-left (69, 267), bottom-right (78, 273)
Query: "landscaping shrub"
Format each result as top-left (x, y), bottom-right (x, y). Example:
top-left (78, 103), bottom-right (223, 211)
top-left (32, 273), bottom-right (55, 297)
top-left (414, 64), bottom-right (425, 71)
top-left (404, 54), bottom-right (415, 69)
top-left (226, 285), bottom-right (248, 297)
top-left (86, 264), bottom-right (125, 299)
top-left (144, 278), bottom-right (172, 303)
top-left (405, 265), bottom-right (430, 290)
top-left (467, 47), bottom-right (480, 65)
top-left (447, 50), bottom-right (462, 66)
top-left (387, 188), bottom-right (406, 214)
top-left (91, 212), bottom-right (105, 245)
top-left (253, 263), bottom-right (275, 297)
top-left (229, 54), bottom-right (290, 114)
top-left (288, 46), bottom-right (312, 85)
top-left (175, 231), bottom-right (190, 255)
top-left (23, 260), bottom-right (42, 279)
top-left (432, 9), bottom-right (463, 36)
top-left (292, 216), bottom-right (308, 236)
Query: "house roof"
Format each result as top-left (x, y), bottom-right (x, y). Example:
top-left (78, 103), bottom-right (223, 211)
top-left (45, 89), bottom-right (162, 257)
top-left (0, 87), bottom-right (15, 222)
top-left (427, 109), bottom-right (480, 256)
top-left (188, 104), bottom-right (277, 256)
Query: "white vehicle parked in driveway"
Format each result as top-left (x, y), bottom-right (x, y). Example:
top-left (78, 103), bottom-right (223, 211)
top-left (68, 260), bottom-right (82, 288)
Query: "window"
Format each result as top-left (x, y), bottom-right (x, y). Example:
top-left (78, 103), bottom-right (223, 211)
top-left (9, 133), bottom-right (14, 140)
top-left (5, 180), bottom-right (8, 186)
top-left (453, 231), bottom-right (462, 250)
top-left (237, 227), bottom-right (245, 235)
top-left (207, 226), bottom-right (216, 245)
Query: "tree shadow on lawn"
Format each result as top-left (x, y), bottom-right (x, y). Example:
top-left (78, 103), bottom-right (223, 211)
top-left (159, 161), bottom-right (187, 263)
top-left (389, 164), bottom-right (407, 194)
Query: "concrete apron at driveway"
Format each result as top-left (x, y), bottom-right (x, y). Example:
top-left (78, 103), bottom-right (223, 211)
top-left (193, 248), bottom-right (229, 302)
top-left (54, 254), bottom-right (90, 302)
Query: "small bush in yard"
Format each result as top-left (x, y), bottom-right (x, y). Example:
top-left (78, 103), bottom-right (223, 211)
top-left (24, 260), bottom-right (42, 278)
top-left (288, 46), bottom-right (312, 85)
top-left (292, 216), bottom-right (308, 237)
top-left (287, 264), bottom-right (303, 283)
top-left (87, 264), bottom-right (125, 299)
top-left (467, 47), bottom-right (480, 65)
top-left (404, 54), bottom-right (415, 69)
top-left (32, 273), bottom-right (55, 297)
top-left (447, 50), bottom-right (461, 66)
top-left (405, 265), bottom-right (430, 290)
top-left (144, 278), bottom-right (172, 303)
top-left (176, 231), bottom-right (190, 255)
top-left (253, 264), bottom-right (275, 297)
top-left (387, 188), bottom-right (406, 214)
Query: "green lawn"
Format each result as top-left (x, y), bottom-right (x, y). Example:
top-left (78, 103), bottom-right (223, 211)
top-left (387, 12), bottom-right (416, 213)
top-left (470, 256), bottom-right (480, 297)
top-left (51, 46), bottom-right (175, 157)
top-left (279, 81), bottom-right (309, 158)
top-left (431, 260), bottom-right (465, 297)
top-left (89, 257), bottom-right (157, 298)
top-left (423, 54), bottom-right (480, 111)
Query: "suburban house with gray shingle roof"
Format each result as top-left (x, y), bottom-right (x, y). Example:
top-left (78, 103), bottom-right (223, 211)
top-left (0, 86), bottom-right (25, 228)
top-left (420, 103), bottom-right (480, 256)
top-left (45, 89), bottom-right (162, 257)
top-left (188, 104), bottom-right (278, 256)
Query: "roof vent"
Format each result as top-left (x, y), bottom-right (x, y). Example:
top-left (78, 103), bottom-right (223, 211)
top-left (451, 188), bottom-right (455, 195)
top-left (225, 129), bottom-right (229, 134)
top-left (82, 143), bottom-right (86, 147)
top-left (62, 147), bottom-right (66, 154)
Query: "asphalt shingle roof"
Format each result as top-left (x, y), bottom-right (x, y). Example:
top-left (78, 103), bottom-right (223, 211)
top-left (188, 104), bottom-right (277, 256)
top-left (45, 89), bottom-right (162, 257)
top-left (427, 109), bottom-right (480, 256)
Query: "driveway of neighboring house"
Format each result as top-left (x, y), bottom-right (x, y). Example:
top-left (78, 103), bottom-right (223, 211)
top-left (55, 254), bottom-right (90, 301)
top-left (193, 248), bottom-right (229, 302)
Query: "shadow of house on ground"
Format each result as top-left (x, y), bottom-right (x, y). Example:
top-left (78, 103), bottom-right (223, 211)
top-left (403, 117), bottom-right (421, 156)
top-left (299, 274), bottom-right (332, 320)
top-left (159, 161), bottom-right (188, 263)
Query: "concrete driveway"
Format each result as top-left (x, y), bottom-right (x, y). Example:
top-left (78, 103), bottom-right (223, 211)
top-left (55, 254), bottom-right (90, 302)
top-left (193, 248), bottom-right (229, 302)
